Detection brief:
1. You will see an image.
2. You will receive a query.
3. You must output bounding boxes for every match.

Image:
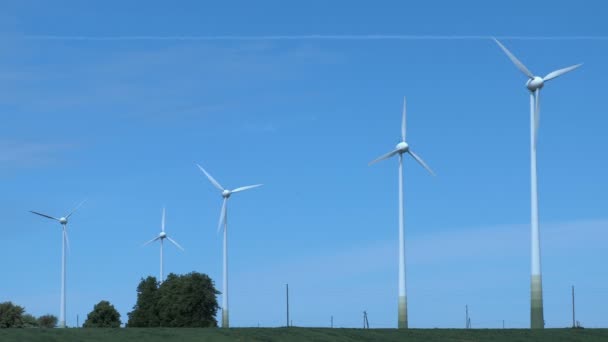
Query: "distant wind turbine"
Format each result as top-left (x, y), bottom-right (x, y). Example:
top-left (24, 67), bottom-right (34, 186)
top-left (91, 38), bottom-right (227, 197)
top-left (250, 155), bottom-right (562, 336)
top-left (494, 38), bottom-right (582, 329)
top-left (369, 97), bottom-right (434, 329)
top-left (142, 207), bottom-right (184, 282)
top-left (197, 164), bottom-right (262, 328)
top-left (30, 199), bottom-right (86, 328)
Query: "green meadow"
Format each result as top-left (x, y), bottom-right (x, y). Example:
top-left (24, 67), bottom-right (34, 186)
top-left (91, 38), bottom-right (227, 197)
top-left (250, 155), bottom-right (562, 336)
top-left (1, 327), bottom-right (607, 342)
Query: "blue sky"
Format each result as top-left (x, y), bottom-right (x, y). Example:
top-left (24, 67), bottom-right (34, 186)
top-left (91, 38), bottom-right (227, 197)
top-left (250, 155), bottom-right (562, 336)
top-left (1, 0), bottom-right (607, 329)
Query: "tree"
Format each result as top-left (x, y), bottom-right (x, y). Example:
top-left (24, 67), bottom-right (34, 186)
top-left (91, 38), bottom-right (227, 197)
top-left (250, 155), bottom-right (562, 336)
top-left (157, 272), bottom-right (220, 327)
top-left (22, 314), bottom-right (38, 328)
top-left (83, 301), bottom-right (121, 328)
top-left (127, 276), bottom-right (160, 327)
top-left (37, 314), bottom-right (58, 328)
top-left (0, 302), bottom-right (25, 328)
top-left (127, 272), bottom-right (220, 327)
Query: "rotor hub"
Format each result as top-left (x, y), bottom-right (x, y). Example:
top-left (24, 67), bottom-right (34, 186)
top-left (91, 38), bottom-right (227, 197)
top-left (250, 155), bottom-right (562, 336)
top-left (222, 190), bottom-right (231, 198)
top-left (59, 217), bottom-right (68, 225)
top-left (526, 76), bottom-right (544, 91)
top-left (396, 141), bottom-right (409, 153)
top-left (159, 232), bottom-right (166, 239)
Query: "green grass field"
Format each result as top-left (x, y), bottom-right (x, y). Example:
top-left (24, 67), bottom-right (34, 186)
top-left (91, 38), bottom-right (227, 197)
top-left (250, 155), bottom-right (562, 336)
top-left (1, 328), bottom-right (607, 342)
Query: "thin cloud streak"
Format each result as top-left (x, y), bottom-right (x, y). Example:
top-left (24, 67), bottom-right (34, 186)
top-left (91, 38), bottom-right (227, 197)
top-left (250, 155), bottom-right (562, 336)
top-left (0, 141), bottom-right (74, 167)
top-left (15, 35), bottom-right (608, 41)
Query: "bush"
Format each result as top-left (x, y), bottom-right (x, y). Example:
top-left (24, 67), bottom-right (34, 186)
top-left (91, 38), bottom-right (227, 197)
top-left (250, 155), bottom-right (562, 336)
top-left (22, 314), bottom-right (38, 328)
top-left (37, 314), bottom-right (58, 328)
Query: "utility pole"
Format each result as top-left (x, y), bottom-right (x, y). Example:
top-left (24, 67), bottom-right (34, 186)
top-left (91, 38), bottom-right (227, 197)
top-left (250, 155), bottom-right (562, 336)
top-left (572, 285), bottom-right (576, 328)
top-left (286, 284), bottom-right (290, 327)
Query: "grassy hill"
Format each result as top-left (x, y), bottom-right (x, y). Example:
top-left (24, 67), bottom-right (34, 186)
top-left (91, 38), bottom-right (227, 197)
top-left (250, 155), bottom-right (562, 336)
top-left (0, 327), bottom-right (606, 342)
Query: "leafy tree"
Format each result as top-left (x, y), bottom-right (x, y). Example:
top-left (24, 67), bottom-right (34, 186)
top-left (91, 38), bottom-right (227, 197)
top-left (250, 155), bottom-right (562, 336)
top-left (127, 272), bottom-right (219, 327)
top-left (157, 272), bottom-right (220, 327)
top-left (37, 314), bottom-right (58, 328)
top-left (83, 301), bottom-right (121, 328)
top-left (0, 302), bottom-right (25, 328)
top-left (127, 276), bottom-right (160, 327)
top-left (22, 314), bottom-right (38, 328)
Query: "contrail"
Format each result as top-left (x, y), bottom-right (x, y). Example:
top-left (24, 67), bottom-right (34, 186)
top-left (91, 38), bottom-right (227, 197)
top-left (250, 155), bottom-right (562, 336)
top-left (16, 34), bottom-right (608, 41)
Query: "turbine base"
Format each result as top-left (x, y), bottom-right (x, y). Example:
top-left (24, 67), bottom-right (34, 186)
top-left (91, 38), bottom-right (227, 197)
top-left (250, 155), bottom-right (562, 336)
top-left (222, 309), bottom-right (229, 328)
top-left (398, 295), bottom-right (408, 329)
top-left (531, 274), bottom-right (544, 329)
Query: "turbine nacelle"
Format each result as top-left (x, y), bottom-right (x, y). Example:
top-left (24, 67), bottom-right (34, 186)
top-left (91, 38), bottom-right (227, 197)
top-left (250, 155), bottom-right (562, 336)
top-left (159, 231), bottom-right (167, 239)
top-left (59, 217), bottom-right (68, 225)
top-left (222, 189), bottom-right (231, 198)
top-left (526, 77), bottom-right (544, 92)
top-left (396, 141), bottom-right (409, 153)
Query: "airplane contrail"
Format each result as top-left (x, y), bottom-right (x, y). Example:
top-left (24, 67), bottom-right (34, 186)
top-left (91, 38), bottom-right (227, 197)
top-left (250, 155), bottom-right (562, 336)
top-left (16, 34), bottom-right (608, 41)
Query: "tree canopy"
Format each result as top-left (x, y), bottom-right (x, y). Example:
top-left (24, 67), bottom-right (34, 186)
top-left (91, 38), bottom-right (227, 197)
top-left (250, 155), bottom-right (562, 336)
top-left (0, 303), bottom-right (59, 329)
top-left (0, 302), bottom-right (25, 328)
top-left (127, 272), bottom-right (220, 327)
top-left (83, 300), bottom-right (121, 328)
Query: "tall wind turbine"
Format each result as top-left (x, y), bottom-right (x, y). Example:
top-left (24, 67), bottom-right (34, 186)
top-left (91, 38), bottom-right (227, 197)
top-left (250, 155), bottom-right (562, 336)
top-left (143, 207), bottom-right (184, 282)
top-left (30, 200), bottom-right (86, 328)
top-left (369, 97), bottom-right (434, 329)
top-left (197, 164), bottom-right (262, 328)
top-left (494, 38), bottom-right (582, 329)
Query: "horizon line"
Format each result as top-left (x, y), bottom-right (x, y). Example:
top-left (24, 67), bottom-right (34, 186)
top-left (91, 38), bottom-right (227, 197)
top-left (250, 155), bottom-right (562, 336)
top-left (11, 34), bottom-right (608, 41)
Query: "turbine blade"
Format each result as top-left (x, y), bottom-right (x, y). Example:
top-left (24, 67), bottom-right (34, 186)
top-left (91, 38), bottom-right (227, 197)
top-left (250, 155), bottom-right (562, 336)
top-left (408, 150), bottom-right (435, 176)
top-left (161, 207), bottom-right (166, 233)
top-left (231, 184), bottom-right (263, 194)
top-left (217, 198), bottom-right (227, 234)
top-left (401, 97), bottom-right (407, 141)
top-left (493, 38), bottom-right (534, 79)
top-left (196, 164), bottom-right (224, 191)
top-left (369, 149), bottom-right (399, 166)
top-left (30, 211), bottom-right (60, 221)
top-left (66, 199), bottom-right (87, 219)
top-left (543, 63), bottom-right (582, 82)
top-left (142, 236), bottom-right (160, 247)
top-left (167, 237), bottom-right (185, 251)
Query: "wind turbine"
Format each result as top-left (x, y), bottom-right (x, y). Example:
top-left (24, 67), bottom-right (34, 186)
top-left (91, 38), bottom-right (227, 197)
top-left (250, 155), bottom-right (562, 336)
top-left (369, 97), bottom-right (434, 329)
top-left (494, 38), bottom-right (582, 329)
top-left (197, 164), bottom-right (262, 328)
top-left (30, 200), bottom-right (86, 328)
top-left (142, 207), bottom-right (184, 282)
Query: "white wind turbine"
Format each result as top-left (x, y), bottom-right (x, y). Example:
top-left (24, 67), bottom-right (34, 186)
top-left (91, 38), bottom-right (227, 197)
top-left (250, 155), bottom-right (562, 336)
top-left (30, 200), bottom-right (86, 328)
top-left (142, 207), bottom-right (184, 282)
top-left (494, 38), bottom-right (582, 329)
top-left (369, 97), bottom-right (434, 329)
top-left (197, 164), bottom-right (262, 328)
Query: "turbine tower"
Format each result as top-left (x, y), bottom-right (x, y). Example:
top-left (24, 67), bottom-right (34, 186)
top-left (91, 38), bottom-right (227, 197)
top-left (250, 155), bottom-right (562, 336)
top-left (30, 200), bottom-right (86, 328)
top-left (369, 97), bottom-right (434, 329)
top-left (197, 164), bottom-right (262, 328)
top-left (494, 38), bottom-right (582, 329)
top-left (143, 207), bottom-right (184, 282)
